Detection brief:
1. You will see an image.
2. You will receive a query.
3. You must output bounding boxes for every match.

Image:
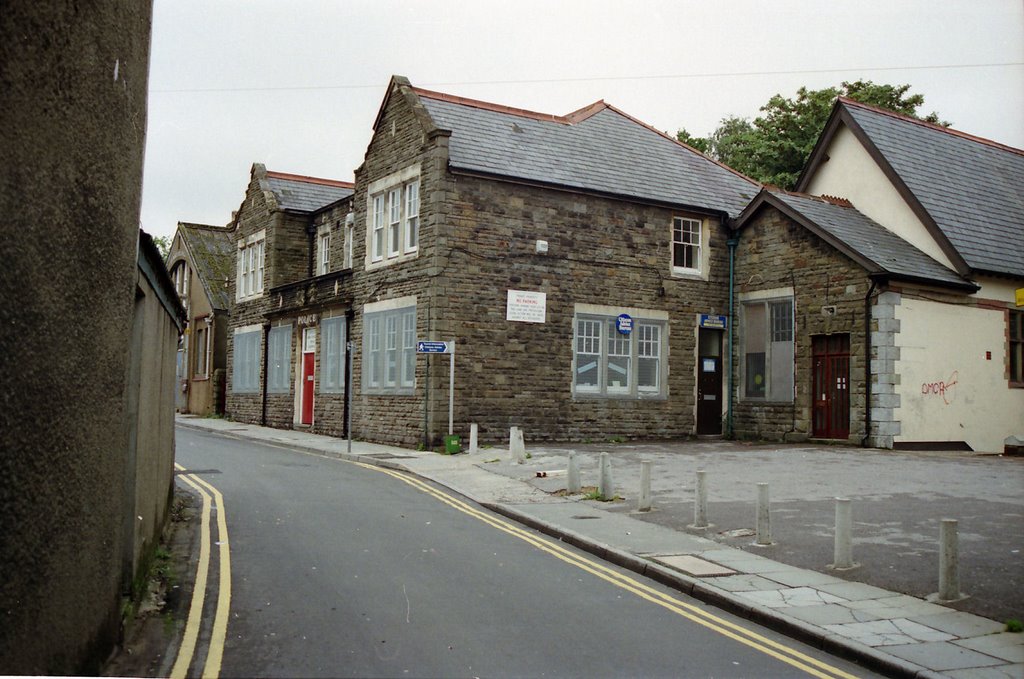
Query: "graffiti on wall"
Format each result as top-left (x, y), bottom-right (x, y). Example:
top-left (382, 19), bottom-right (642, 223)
top-left (921, 370), bottom-right (958, 405)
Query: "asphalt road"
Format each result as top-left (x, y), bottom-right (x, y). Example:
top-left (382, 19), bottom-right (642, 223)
top-left (175, 427), bottom-right (879, 678)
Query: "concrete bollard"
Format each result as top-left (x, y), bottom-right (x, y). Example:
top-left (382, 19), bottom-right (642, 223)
top-left (598, 452), bottom-right (614, 501)
top-left (469, 423), bottom-right (479, 454)
top-left (938, 519), bottom-right (961, 601)
top-left (755, 483), bottom-right (772, 545)
top-left (691, 470), bottom-right (709, 528)
top-left (509, 426), bottom-right (526, 464)
top-left (638, 460), bottom-right (652, 512)
top-left (831, 497), bottom-right (855, 569)
top-left (567, 451), bottom-right (581, 494)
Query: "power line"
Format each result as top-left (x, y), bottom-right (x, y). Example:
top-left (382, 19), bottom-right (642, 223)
top-left (151, 61), bottom-right (1023, 94)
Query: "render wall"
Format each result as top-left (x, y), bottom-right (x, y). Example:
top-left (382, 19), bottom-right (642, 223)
top-left (0, 2), bottom-right (154, 673)
top-left (732, 206), bottom-right (870, 443)
top-left (892, 291), bottom-right (1024, 452)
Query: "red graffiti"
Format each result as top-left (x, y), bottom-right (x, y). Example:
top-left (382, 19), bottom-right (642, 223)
top-left (921, 370), bottom-right (958, 405)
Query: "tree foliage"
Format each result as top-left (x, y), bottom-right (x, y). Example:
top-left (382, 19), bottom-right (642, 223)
top-left (152, 235), bottom-right (171, 260)
top-left (677, 81), bottom-right (947, 189)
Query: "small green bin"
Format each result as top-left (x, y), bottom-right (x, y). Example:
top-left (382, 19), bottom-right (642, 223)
top-left (444, 435), bottom-right (461, 454)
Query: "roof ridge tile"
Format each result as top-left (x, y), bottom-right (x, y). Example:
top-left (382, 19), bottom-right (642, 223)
top-left (265, 170), bottom-right (354, 189)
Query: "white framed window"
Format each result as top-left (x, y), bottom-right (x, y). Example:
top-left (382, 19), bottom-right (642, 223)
top-left (672, 217), bottom-right (702, 275)
top-left (344, 215), bottom-right (354, 269)
top-left (743, 297), bottom-right (794, 401)
top-left (573, 314), bottom-right (667, 399)
top-left (232, 328), bottom-right (261, 393)
top-left (387, 188), bottom-right (402, 257)
top-left (267, 325), bottom-right (292, 394)
top-left (366, 165), bottom-right (421, 268)
top-left (404, 179), bottom-right (419, 253)
top-left (236, 231), bottom-right (266, 301)
top-left (317, 227), bottom-right (331, 275)
top-left (320, 316), bottom-right (346, 393)
top-left (363, 303), bottom-right (416, 394)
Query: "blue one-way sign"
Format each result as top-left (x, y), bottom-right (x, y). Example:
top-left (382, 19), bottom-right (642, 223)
top-left (417, 341), bottom-right (453, 354)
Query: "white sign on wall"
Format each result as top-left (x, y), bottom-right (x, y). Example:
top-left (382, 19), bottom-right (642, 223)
top-left (506, 289), bottom-right (546, 323)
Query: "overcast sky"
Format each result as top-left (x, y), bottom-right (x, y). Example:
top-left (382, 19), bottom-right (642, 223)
top-left (142, 0), bottom-right (1024, 241)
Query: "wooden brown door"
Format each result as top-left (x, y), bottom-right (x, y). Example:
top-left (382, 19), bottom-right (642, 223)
top-left (812, 334), bottom-right (850, 439)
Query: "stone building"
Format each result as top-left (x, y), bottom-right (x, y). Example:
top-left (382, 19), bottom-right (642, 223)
top-left (167, 222), bottom-right (234, 416)
top-left (790, 98), bottom-right (1024, 453)
top-left (729, 189), bottom-right (978, 445)
top-left (225, 165), bottom-right (355, 434)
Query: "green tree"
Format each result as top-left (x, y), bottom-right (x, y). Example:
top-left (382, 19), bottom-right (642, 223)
top-left (678, 81), bottom-right (947, 189)
top-left (152, 234), bottom-right (171, 260)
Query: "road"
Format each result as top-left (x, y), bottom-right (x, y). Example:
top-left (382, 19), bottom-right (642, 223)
top-left (173, 426), bottom-right (878, 678)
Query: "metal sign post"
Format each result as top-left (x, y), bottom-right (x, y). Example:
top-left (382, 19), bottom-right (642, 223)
top-left (416, 340), bottom-right (456, 439)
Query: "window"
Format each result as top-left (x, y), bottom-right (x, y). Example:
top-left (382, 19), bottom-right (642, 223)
top-left (267, 325), bottom-right (292, 394)
top-left (1010, 310), bottom-right (1023, 384)
top-left (318, 228), bottom-right (331, 275)
top-left (344, 216), bottom-right (354, 269)
top-left (321, 316), bottom-right (347, 393)
top-left (363, 305), bottom-right (416, 393)
top-left (232, 329), bottom-right (261, 393)
top-left (367, 170), bottom-right (421, 266)
top-left (387, 188), bottom-right (402, 257)
top-left (573, 314), bottom-right (666, 398)
top-left (172, 263), bottom-right (189, 297)
top-left (743, 298), bottom-right (794, 401)
top-left (672, 217), bottom-right (702, 275)
top-left (236, 232), bottom-right (265, 301)
top-left (194, 325), bottom-right (209, 378)
top-left (371, 195), bottom-right (385, 262)
top-left (404, 180), bottom-right (419, 252)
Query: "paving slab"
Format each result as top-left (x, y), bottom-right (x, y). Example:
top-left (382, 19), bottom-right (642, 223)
top-left (776, 603), bottom-right (881, 626)
top-left (909, 612), bottom-right (1008, 639)
top-left (824, 619), bottom-right (956, 646)
top-left (817, 581), bottom-right (899, 601)
top-left (760, 568), bottom-right (848, 588)
top-left (653, 554), bottom-right (736, 577)
top-left (953, 634), bottom-right (1024, 664)
top-left (702, 573), bottom-right (788, 593)
top-left (945, 665), bottom-right (1024, 679)
top-left (735, 586), bottom-right (847, 608)
top-left (884, 641), bottom-right (1007, 671)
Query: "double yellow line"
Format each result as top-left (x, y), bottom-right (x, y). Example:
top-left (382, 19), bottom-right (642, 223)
top-left (356, 462), bottom-right (860, 679)
top-left (172, 464), bottom-right (232, 679)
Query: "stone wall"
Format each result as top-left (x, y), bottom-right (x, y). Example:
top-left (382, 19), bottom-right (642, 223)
top-left (732, 205), bottom-right (870, 443)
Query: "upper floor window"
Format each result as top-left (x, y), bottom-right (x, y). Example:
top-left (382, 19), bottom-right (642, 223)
top-left (1010, 310), bottom-right (1023, 385)
top-left (172, 262), bottom-right (189, 298)
top-left (572, 312), bottom-right (666, 399)
top-left (344, 216), bottom-right (354, 269)
top-left (743, 297), bottom-right (794, 401)
top-left (367, 166), bottom-right (420, 268)
top-left (317, 226), bottom-right (331, 275)
top-left (237, 231), bottom-right (265, 301)
top-left (672, 217), bottom-right (702, 276)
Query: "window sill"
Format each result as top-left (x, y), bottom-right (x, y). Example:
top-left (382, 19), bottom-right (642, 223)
top-left (670, 268), bottom-right (705, 281)
top-left (192, 376), bottom-right (210, 382)
top-left (363, 388), bottom-right (416, 396)
top-left (1010, 381), bottom-right (1024, 389)
top-left (573, 393), bottom-right (667, 401)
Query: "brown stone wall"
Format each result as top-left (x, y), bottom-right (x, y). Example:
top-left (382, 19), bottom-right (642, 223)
top-left (732, 206), bottom-right (870, 443)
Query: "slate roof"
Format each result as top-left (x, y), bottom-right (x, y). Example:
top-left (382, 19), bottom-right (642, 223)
top-left (803, 99), bottom-right (1024, 278)
top-left (736, 190), bottom-right (976, 291)
top-left (178, 222), bottom-right (235, 311)
top-left (265, 171), bottom-right (354, 213)
top-left (414, 89), bottom-right (759, 218)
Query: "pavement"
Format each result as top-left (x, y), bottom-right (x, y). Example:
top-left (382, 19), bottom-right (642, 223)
top-left (176, 415), bottom-right (1024, 679)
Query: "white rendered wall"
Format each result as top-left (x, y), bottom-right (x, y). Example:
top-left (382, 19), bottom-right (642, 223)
top-left (805, 125), bottom-right (957, 271)
top-left (894, 292), bottom-right (1024, 452)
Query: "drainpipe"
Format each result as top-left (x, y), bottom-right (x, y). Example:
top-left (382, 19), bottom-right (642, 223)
top-left (861, 280), bottom-right (877, 447)
top-left (261, 322), bottom-right (270, 427)
top-left (306, 222), bottom-right (316, 278)
top-left (726, 236), bottom-right (740, 438)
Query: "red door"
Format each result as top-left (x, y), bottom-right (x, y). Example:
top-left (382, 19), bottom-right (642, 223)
top-left (301, 352), bottom-right (315, 425)
top-left (812, 335), bottom-right (850, 439)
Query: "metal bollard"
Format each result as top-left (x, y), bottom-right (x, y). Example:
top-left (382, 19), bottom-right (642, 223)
top-left (692, 470), bottom-right (709, 528)
top-left (831, 497), bottom-right (855, 569)
top-left (469, 423), bottom-right (479, 454)
top-left (755, 483), bottom-right (772, 545)
top-left (598, 452), bottom-right (614, 501)
top-left (567, 451), bottom-right (581, 494)
top-left (638, 460), bottom-right (652, 512)
top-left (938, 519), bottom-right (961, 600)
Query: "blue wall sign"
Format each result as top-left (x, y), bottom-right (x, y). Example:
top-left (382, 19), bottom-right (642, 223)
top-left (699, 314), bottom-right (727, 329)
top-left (616, 314), bottom-right (633, 335)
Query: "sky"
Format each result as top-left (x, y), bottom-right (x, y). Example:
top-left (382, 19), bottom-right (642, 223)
top-left (141, 0), bottom-right (1024, 241)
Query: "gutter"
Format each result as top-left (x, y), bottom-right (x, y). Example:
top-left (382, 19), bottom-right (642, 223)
top-left (726, 236), bottom-right (739, 438)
